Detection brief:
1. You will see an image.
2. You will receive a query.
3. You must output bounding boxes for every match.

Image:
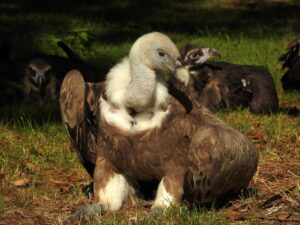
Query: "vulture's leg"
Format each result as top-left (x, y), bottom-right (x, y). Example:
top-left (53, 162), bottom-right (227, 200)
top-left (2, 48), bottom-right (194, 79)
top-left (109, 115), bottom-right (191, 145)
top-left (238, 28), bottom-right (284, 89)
top-left (93, 157), bottom-right (135, 211)
top-left (151, 175), bottom-right (184, 212)
top-left (69, 157), bottom-right (135, 221)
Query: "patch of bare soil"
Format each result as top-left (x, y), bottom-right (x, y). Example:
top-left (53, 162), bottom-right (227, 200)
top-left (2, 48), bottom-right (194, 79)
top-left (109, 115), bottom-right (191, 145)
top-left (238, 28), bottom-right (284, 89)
top-left (2, 153), bottom-right (299, 224)
top-left (220, 154), bottom-right (300, 224)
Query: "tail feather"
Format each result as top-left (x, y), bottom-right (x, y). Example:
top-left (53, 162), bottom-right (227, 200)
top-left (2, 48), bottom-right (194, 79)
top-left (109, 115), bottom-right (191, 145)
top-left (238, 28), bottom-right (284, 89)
top-left (68, 203), bottom-right (103, 221)
top-left (280, 39), bottom-right (300, 91)
top-left (57, 41), bottom-right (84, 64)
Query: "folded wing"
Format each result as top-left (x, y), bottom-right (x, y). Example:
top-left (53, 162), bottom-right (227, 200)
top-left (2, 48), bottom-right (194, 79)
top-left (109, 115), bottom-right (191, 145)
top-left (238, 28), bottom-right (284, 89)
top-left (60, 70), bottom-right (103, 176)
top-left (280, 36), bottom-right (300, 91)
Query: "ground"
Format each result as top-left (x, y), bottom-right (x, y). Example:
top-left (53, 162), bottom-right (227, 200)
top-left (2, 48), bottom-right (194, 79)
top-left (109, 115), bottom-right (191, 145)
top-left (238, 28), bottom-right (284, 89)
top-left (0, 0), bottom-right (299, 224)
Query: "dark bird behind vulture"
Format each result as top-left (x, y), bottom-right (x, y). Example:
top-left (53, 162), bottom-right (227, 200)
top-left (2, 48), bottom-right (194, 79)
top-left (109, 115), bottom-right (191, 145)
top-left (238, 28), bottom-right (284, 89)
top-left (177, 43), bottom-right (279, 114)
top-left (21, 57), bottom-right (60, 102)
top-left (60, 32), bottom-right (258, 219)
top-left (279, 35), bottom-right (300, 91)
top-left (0, 41), bottom-right (96, 104)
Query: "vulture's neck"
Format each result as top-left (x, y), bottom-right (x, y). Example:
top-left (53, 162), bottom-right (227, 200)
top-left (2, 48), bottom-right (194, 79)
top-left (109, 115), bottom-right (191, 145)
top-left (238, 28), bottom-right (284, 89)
top-left (102, 58), bottom-right (170, 134)
top-left (125, 60), bottom-right (157, 112)
top-left (105, 57), bottom-right (168, 113)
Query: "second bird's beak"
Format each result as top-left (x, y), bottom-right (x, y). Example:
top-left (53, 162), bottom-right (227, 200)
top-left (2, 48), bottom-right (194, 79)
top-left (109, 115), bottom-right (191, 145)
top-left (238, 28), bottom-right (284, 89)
top-left (209, 48), bottom-right (221, 59)
top-left (35, 72), bottom-right (45, 88)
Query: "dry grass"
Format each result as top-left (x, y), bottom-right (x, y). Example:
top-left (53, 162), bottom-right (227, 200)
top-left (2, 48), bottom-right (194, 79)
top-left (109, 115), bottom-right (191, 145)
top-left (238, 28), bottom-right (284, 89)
top-left (0, 105), bottom-right (299, 224)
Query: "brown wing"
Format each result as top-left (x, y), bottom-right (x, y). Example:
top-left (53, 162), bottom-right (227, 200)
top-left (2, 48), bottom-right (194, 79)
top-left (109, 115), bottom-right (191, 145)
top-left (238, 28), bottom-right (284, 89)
top-left (280, 37), bottom-right (300, 68)
top-left (60, 69), bottom-right (104, 176)
top-left (185, 108), bottom-right (258, 203)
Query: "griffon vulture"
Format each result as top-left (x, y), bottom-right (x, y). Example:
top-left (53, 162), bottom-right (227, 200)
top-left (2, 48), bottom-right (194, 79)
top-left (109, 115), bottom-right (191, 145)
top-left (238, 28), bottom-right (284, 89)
top-left (59, 58), bottom-right (191, 179)
top-left (177, 44), bottom-right (279, 114)
top-left (279, 35), bottom-right (300, 91)
top-left (60, 32), bottom-right (258, 219)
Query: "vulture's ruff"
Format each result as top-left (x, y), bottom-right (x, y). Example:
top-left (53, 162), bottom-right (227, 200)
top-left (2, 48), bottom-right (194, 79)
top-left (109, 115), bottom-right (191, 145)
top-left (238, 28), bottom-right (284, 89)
top-left (100, 58), bottom-right (170, 134)
top-left (95, 33), bottom-right (258, 212)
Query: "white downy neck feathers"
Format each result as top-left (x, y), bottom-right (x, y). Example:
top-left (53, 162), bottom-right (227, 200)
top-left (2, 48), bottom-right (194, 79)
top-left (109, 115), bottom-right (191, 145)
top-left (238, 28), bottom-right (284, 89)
top-left (100, 32), bottom-right (184, 134)
top-left (101, 57), bottom-right (170, 134)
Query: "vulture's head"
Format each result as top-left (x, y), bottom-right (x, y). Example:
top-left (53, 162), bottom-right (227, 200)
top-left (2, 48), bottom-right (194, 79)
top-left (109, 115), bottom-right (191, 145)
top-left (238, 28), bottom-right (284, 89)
top-left (27, 58), bottom-right (53, 88)
top-left (105, 32), bottom-right (190, 112)
top-left (180, 43), bottom-right (221, 68)
top-left (129, 32), bottom-right (185, 77)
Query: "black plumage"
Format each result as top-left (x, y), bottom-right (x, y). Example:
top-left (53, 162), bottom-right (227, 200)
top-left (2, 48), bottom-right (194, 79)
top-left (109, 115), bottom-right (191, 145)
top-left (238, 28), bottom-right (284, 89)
top-left (279, 36), bottom-right (300, 91)
top-left (178, 44), bottom-right (279, 114)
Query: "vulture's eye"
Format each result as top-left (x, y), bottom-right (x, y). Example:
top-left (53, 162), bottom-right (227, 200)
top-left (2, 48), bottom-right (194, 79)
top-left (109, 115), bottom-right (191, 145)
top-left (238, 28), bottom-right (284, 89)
top-left (158, 50), bottom-right (166, 57)
top-left (190, 52), bottom-right (202, 59)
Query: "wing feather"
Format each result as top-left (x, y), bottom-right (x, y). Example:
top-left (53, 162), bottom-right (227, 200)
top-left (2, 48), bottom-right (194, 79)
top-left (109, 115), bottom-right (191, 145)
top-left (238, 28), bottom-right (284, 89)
top-left (280, 37), bottom-right (300, 91)
top-left (187, 124), bottom-right (258, 203)
top-left (60, 70), bottom-right (103, 176)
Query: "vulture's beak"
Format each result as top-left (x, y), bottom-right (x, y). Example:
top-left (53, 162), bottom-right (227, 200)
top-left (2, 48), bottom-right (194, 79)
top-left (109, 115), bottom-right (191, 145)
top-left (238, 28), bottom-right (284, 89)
top-left (36, 72), bottom-right (45, 88)
top-left (174, 59), bottom-right (190, 86)
top-left (209, 48), bottom-right (221, 59)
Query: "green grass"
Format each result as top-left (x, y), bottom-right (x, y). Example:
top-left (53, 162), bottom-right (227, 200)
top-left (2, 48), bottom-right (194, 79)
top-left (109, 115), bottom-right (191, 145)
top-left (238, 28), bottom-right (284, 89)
top-left (1, 0), bottom-right (300, 224)
top-left (1, 0), bottom-right (300, 75)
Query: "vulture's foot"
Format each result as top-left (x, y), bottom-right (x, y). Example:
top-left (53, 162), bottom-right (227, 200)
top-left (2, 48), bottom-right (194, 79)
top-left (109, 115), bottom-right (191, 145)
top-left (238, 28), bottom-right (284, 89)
top-left (144, 207), bottom-right (164, 221)
top-left (68, 203), bottom-right (103, 221)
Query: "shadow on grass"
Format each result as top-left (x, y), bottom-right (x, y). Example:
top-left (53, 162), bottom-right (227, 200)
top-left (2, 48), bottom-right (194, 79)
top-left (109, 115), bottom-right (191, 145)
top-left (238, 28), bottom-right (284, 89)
top-left (0, 0), bottom-right (300, 120)
top-left (1, 0), bottom-right (299, 81)
top-left (80, 179), bottom-right (257, 212)
top-left (1, 0), bottom-right (300, 46)
top-left (279, 106), bottom-right (300, 116)
top-left (0, 102), bottom-right (62, 126)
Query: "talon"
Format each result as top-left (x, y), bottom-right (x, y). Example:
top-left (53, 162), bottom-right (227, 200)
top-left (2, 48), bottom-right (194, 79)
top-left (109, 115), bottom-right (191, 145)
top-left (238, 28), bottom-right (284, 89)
top-left (144, 207), bottom-right (164, 221)
top-left (68, 203), bottom-right (103, 221)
